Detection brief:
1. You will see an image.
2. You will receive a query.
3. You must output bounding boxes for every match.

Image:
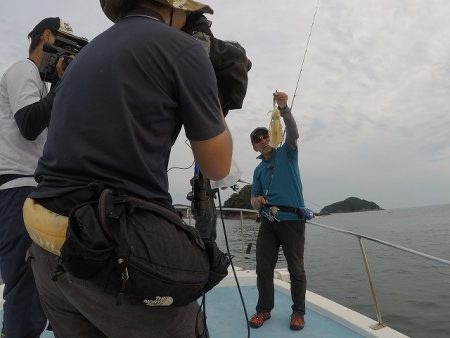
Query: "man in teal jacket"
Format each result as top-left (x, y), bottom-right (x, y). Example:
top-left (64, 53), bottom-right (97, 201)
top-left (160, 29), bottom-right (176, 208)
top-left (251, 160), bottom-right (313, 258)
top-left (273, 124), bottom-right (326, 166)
top-left (249, 91), bottom-right (307, 331)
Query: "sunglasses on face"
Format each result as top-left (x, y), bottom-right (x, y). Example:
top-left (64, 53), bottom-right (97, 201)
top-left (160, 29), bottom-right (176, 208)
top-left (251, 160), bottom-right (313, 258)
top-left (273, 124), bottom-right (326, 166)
top-left (253, 133), bottom-right (269, 144)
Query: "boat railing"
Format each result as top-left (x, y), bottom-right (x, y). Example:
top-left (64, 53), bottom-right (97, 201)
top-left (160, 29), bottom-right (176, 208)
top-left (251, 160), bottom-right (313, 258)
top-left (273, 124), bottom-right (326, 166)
top-left (174, 205), bottom-right (450, 331)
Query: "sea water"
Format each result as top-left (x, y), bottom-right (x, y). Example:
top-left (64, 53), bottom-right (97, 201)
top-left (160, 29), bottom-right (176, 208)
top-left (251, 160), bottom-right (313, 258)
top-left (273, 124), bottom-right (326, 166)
top-left (214, 204), bottom-right (450, 338)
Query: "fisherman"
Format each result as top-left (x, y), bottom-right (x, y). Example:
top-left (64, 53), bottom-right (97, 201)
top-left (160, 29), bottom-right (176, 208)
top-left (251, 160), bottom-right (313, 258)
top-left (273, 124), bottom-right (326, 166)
top-left (0, 17), bottom-right (75, 337)
top-left (23, 0), bottom-right (232, 337)
top-left (248, 91), bottom-right (307, 331)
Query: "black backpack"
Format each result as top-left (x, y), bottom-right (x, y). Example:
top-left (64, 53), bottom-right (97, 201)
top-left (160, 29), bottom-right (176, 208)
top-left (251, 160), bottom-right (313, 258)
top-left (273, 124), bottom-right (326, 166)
top-left (183, 13), bottom-right (252, 116)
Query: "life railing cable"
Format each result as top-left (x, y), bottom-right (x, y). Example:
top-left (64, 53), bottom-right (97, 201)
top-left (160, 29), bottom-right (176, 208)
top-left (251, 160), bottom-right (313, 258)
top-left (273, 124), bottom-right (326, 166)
top-left (289, 0), bottom-right (320, 111)
top-left (217, 190), bottom-right (251, 338)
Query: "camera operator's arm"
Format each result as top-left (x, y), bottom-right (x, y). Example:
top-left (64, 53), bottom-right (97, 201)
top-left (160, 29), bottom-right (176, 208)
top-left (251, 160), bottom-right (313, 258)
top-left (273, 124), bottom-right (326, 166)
top-left (191, 119), bottom-right (233, 181)
top-left (14, 57), bottom-right (64, 141)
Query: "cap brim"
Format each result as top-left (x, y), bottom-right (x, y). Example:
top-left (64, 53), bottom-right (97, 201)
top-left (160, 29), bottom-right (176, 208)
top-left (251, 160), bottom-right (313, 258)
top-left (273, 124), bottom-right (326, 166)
top-left (102, 0), bottom-right (213, 23)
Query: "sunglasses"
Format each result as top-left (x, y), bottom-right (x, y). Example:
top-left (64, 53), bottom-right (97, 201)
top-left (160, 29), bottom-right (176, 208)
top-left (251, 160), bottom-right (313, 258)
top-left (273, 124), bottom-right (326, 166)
top-left (253, 133), bottom-right (269, 144)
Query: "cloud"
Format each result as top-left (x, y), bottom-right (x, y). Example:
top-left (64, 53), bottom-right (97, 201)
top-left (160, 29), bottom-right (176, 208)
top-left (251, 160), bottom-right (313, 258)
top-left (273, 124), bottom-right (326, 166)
top-left (1, 0), bottom-right (449, 208)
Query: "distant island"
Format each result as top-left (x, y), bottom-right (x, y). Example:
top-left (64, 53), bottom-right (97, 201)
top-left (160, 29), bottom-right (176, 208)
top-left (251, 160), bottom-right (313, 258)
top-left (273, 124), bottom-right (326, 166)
top-left (222, 187), bottom-right (381, 216)
top-left (319, 197), bottom-right (382, 215)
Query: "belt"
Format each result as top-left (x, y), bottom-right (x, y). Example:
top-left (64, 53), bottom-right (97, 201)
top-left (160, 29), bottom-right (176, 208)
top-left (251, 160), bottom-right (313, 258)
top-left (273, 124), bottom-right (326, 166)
top-left (263, 204), bottom-right (313, 221)
top-left (264, 204), bottom-right (303, 218)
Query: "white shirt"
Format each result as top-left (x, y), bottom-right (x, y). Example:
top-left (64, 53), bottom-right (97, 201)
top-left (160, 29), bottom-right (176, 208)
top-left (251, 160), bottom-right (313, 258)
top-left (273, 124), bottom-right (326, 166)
top-left (0, 59), bottom-right (48, 189)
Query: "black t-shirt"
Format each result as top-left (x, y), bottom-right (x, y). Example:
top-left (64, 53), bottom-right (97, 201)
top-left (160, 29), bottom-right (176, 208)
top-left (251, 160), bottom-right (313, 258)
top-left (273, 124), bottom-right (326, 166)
top-left (31, 13), bottom-right (224, 204)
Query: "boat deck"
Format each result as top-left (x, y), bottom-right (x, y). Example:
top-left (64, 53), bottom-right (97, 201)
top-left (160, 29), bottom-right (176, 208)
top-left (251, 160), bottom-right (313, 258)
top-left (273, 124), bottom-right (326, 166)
top-left (0, 268), bottom-right (407, 337)
top-left (0, 286), bottom-right (364, 338)
top-left (206, 284), bottom-right (364, 338)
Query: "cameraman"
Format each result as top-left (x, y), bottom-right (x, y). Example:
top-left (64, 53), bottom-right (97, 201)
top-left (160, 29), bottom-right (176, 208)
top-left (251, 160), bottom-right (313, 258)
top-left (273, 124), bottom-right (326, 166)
top-left (23, 1), bottom-right (232, 337)
top-left (0, 17), bottom-right (75, 337)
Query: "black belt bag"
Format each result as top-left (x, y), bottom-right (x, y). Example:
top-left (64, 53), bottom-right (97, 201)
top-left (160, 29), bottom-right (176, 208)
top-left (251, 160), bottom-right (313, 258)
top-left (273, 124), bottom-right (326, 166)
top-left (265, 204), bottom-right (314, 220)
top-left (60, 188), bottom-right (229, 307)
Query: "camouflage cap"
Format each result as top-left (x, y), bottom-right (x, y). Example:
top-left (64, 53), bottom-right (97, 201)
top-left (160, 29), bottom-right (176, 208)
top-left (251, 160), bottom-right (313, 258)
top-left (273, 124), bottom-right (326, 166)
top-left (100, 0), bottom-right (213, 23)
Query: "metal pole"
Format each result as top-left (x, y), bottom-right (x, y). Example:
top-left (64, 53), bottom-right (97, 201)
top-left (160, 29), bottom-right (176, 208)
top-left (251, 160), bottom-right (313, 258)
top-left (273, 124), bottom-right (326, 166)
top-left (358, 237), bottom-right (384, 330)
top-left (240, 211), bottom-right (244, 267)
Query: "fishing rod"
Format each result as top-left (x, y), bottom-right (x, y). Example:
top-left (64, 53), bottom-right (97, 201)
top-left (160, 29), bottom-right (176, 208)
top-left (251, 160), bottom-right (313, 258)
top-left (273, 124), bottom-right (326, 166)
top-left (245, 218), bottom-right (260, 255)
top-left (290, 0), bottom-right (320, 111)
top-left (246, 0), bottom-right (321, 255)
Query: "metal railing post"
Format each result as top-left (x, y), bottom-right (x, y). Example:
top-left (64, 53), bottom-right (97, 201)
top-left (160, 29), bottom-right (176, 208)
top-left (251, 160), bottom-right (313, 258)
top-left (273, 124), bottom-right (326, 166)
top-left (240, 211), bottom-right (244, 267)
top-left (358, 237), bottom-right (384, 330)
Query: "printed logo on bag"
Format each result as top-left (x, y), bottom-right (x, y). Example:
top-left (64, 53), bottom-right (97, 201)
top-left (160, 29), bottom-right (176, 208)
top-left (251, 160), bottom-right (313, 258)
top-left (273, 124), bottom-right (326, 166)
top-left (143, 296), bottom-right (174, 307)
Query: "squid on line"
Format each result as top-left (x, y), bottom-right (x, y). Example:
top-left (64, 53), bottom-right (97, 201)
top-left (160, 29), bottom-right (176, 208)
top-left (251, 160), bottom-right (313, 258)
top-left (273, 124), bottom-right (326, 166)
top-left (268, 96), bottom-right (284, 147)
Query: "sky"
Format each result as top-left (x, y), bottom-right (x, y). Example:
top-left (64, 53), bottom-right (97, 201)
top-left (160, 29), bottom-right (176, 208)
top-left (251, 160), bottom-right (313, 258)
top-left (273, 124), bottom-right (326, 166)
top-left (1, 0), bottom-right (449, 210)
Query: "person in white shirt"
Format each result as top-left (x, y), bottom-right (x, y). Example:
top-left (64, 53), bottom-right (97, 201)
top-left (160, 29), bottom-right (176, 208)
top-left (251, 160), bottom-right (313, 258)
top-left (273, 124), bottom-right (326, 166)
top-left (0, 17), bottom-right (74, 337)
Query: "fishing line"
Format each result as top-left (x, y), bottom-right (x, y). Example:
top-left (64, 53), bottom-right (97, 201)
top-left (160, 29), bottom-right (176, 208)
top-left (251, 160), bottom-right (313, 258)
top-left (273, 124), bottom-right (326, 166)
top-left (237, 179), bottom-right (252, 185)
top-left (217, 190), bottom-right (251, 338)
top-left (304, 199), bottom-right (323, 209)
top-left (289, 0), bottom-right (320, 111)
top-left (167, 140), bottom-right (194, 172)
top-left (166, 161), bottom-right (195, 172)
top-left (262, 0), bottom-right (321, 203)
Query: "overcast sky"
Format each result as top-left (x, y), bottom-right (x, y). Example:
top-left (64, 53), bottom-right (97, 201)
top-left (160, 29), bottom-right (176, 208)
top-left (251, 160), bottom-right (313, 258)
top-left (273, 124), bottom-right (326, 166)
top-left (1, 0), bottom-right (449, 210)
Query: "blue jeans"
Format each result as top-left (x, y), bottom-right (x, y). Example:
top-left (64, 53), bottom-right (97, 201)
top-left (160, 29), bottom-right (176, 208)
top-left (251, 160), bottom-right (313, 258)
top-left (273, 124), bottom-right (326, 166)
top-left (0, 187), bottom-right (46, 337)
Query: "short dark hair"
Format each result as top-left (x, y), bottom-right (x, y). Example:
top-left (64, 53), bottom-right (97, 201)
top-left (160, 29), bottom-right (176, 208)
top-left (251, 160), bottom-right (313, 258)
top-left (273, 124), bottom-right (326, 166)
top-left (28, 35), bottom-right (42, 54)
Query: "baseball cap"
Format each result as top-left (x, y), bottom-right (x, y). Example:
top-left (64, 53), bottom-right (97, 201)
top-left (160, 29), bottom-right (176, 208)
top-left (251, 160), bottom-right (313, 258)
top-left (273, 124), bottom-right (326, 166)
top-left (28, 17), bottom-right (75, 39)
top-left (250, 127), bottom-right (268, 144)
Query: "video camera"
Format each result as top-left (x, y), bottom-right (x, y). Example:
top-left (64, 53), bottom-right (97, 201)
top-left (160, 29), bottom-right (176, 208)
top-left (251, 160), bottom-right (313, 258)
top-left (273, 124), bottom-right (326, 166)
top-left (39, 32), bottom-right (88, 84)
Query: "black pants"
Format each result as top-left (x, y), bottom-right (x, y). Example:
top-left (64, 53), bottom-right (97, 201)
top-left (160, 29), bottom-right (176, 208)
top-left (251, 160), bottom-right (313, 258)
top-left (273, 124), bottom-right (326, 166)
top-left (255, 217), bottom-right (306, 314)
top-left (0, 187), bottom-right (47, 337)
top-left (30, 243), bottom-right (208, 338)
top-left (31, 191), bottom-right (209, 338)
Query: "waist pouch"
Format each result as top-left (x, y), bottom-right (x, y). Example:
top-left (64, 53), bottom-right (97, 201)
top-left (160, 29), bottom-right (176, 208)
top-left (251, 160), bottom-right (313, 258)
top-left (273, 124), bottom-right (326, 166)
top-left (23, 198), bottom-right (68, 256)
top-left (264, 204), bottom-right (314, 221)
top-left (60, 188), bottom-right (229, 307)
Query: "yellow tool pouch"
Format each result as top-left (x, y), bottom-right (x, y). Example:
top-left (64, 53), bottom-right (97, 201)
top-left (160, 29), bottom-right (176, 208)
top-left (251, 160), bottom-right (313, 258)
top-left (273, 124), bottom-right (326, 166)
top-left (23, 198), bottom-right (68, 256)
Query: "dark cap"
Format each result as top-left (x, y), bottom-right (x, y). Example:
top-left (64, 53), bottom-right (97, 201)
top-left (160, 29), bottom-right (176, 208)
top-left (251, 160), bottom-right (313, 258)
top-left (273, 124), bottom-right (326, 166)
top-left (250, 127), bottom-right (268, 144)
top-left (28, 17), bottom-right (75, 39)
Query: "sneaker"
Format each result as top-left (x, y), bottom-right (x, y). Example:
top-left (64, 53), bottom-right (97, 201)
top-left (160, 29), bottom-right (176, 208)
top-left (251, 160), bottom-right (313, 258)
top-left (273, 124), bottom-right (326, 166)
top-left (248, 311), bottom-right (271, 328)
top-left (290, 312), bottom-right (305, 330)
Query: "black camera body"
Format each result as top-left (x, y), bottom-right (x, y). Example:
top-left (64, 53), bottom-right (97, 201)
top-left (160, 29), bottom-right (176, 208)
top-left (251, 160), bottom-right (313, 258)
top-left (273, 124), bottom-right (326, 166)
top-left (39, 33), bottom-right (88, 84)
